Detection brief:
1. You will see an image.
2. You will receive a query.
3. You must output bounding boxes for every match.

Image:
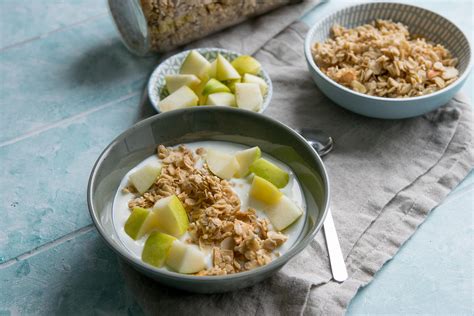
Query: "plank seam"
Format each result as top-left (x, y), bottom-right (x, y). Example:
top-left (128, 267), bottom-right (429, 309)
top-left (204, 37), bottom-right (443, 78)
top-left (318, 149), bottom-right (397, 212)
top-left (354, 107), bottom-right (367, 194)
top-left (0, 13), bottom-right (108, 52)
top-left (0, 224), bottom-right (95, 269)
top-left (0, 90), bottom-right (141, 148)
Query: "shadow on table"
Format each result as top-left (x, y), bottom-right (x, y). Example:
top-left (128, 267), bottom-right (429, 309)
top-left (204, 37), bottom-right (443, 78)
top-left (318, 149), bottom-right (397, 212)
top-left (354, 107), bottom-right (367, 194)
top-left (68, 40), bottom-right (141, 86)
top-left (135, 85), bottom-right (158, 122)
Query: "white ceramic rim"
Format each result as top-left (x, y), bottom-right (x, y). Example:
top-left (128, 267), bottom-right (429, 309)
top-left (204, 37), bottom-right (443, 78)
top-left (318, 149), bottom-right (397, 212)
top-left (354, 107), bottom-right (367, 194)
top-left (304, 2), bottom-right (473, 105)
top-left (147, 48), bottom-right (273, 114)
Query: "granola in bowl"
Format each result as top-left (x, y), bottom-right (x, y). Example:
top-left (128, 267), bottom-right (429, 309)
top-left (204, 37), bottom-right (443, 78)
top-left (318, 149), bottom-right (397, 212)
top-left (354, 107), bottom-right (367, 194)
top-left (312, 19), bottom-right (459, 98)
top-left (113, 142), bottom-right (305, 276)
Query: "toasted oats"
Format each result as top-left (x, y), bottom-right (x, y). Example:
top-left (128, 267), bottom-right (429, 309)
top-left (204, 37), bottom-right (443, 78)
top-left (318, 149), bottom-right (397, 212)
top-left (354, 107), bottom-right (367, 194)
top-left (128, 145), bottom-right (289, 275)
top-left (139, 0), bottom-right (292, 53)
top-left (312, 20), bottom-right (459, 98)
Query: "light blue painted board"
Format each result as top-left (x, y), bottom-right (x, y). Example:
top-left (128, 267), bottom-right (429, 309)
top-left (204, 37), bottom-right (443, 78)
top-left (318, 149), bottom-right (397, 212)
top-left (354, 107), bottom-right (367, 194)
top-left (0, 0), bottom-right (107, 49)
top-left (347, 171), bottom-right (474, 315)
top-left (0, 229), bottom-right (143, 316)
top-left (0, 16), bottom-right (157, 144)
top-left (0, 93), bottom-right (150, 263)
top-left (0, 0), bottom-right (472, 314)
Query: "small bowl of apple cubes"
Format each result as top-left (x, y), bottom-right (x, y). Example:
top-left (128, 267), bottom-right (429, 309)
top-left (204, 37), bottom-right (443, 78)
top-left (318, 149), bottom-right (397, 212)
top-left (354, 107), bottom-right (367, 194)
top-left (148, 48), bottom-right (272, 113)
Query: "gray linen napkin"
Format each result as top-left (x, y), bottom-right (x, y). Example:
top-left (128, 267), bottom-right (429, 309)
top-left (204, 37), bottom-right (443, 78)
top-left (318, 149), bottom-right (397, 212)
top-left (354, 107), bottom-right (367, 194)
top-left (121, 11), bottom-right (474, 316)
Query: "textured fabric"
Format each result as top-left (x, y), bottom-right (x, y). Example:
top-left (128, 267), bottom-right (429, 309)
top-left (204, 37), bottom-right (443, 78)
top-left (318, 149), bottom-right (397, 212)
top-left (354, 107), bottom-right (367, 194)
top-left (122, 11), bottom-right (474, 316)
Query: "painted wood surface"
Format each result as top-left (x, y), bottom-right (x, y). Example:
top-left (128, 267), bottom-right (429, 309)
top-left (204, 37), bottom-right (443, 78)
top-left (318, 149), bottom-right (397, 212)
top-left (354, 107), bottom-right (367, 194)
top-left (1, 0), bottom-right (472, 314)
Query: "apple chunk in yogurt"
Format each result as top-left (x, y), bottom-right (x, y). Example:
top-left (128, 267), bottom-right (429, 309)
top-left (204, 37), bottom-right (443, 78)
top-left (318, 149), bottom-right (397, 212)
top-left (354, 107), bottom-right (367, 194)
top-left (113, 141), bottom-right (306, 275)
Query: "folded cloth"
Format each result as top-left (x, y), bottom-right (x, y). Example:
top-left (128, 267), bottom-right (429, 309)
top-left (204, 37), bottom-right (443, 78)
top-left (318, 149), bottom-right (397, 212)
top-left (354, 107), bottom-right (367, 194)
top-left (122, 9), bottom-right (474, 316)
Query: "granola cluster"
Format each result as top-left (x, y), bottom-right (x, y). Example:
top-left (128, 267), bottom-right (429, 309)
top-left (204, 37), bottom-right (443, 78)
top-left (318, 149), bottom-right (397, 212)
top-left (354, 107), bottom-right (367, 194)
top-left (128, 145), bottom-right (287, 275)
top-left (139, 0), bottom-right (292, 52)
top-left (312, 20), bottom-right (459, 98)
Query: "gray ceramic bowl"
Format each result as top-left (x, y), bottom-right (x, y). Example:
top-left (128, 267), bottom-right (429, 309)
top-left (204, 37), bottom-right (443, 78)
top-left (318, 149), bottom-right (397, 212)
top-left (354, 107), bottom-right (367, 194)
top-left (304, 2), bottom-right (472, 119)
top-left (148, 48), bottom-right (273, 113)
top-left (87, 107), bottom-right (329, 293)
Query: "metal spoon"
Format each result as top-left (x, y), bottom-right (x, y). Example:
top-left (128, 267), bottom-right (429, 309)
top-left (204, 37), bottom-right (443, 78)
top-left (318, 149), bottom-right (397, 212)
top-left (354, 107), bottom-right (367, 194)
top-left (296, 128), bottom-right (348, 282)
top-left (297, 128), bottom-right (334, 157)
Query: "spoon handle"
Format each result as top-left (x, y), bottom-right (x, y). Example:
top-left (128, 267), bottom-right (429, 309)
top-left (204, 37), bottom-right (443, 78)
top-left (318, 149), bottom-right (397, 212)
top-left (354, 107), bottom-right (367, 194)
top-left (323, 208), bottom-right (348, 282)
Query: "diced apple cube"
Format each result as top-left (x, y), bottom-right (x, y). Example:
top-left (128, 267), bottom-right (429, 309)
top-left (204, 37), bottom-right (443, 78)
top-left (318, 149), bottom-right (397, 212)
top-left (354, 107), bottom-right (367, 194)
top-left (250, 175), bottom-right (282, 205)
top-left (249, 158), bottom-right (289, 188)
top-left (202, 79), bottom-right (230, 96)
top-left (265, 196), bottom-right (303, 231)
top-left (235, 83), bottom-right (263, 111)
top-left (206, 149), bottom-right (239, 179)
top-left (153, 195), bottom-right (189, 237)
top-left (142, 231), bottom-right (176, 267)
top-left (243, 73), bottom-right (268, 95)
top-left (207, 92), bottom-right (236, 107)
top-left (165, 74), bottom-right (201, 94)
top-left (231, 55), bottom-right (261, 75)
top-left (166, 240), bottom-right (206, 274)
top-left (158, 86), bottom-right (199, 112)
top-left (129, 162), bottom-right (161, 194)
top-left (209, 60), bottom-right (217, 78)
top-left (216, 54), bottom-right (241, 81)
top-left (124, 207), bottom-right (160, 240)
top-left (180, 50), bottom-right (211, 81)
top-left (234, 146), bottom-right (261, 178)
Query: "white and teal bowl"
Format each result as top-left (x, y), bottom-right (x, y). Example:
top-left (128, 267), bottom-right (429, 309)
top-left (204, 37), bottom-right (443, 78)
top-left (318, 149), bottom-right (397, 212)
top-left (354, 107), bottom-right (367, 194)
top-left (304, 2), bottom-right (472, 119)
top-left (148, 48), bottom-right (273, 113)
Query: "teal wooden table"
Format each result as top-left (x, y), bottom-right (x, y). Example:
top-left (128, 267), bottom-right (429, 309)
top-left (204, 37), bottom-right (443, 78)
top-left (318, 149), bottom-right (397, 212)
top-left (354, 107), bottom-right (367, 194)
top-left (1, 1), bottom-right (472, 314)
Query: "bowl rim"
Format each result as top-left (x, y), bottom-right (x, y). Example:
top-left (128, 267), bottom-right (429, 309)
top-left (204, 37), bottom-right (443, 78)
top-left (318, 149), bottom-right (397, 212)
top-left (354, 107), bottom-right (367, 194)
top-left (87, 106), bottom-right (330, 282)
top-left (304, 2), bottom-right (473, 104)
top-left (147, 47), bottom-right (273, 114)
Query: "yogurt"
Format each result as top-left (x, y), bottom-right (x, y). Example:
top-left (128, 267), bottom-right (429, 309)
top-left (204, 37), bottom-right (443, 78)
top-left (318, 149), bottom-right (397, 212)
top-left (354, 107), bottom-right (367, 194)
top-left (113, 141), bottom-right (306, 271)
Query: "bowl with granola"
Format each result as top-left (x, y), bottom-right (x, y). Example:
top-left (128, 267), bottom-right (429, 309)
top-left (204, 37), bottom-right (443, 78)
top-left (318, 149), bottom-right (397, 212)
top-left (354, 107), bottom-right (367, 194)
top-left (88, 106), bottom-right (329, 293)
top-left (304, 3), bottom-right (472, 119)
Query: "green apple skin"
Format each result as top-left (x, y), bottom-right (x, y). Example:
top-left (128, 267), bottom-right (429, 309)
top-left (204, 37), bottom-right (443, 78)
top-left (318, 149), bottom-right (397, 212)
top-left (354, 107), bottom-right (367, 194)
top-left (124, 207), bottom-right (150, 240)
top-left (207, 92), bottom-right (236, 107)
top-left (249, 158), bottom-right (289, 188)
top-left (153, 195), bottom-right (189, 237)
top-left (158, 86), bottom-right (199, 112)
top-left (235, 83), bottom-right (263, 111)
top-left (142, 231), bottom-right (176, 267)
top-left (180, 50), bottom-right (211, 81)
top-left (250, 175), bottom-right (283, 205)
top-left (206, 149), bottom-right (240, 179)
top-left (166, 240), bottom-right (206, 274)
top-left (216, 54), bottom-right (241, 81)
top-left (129, 163), bottom-right (161, 194)
top-left (202, 79), bottom-right (231, 96)
top-left (234, 146), bottom-right (261, 178)
top-left (243, 73), bottom-right (268, 95)
top-left (231, 55), bottom-right (262, 75)
top-left (126, 207), bottom-right (161, 240)
top-left (264, 195), bottom-right (303, 231)
top-left (165, 74), bottom-right (201, 94)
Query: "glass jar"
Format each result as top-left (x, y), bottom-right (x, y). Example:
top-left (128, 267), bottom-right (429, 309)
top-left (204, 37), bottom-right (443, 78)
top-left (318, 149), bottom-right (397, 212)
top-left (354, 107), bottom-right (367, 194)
top-left (108, 0), bottom-right (302, 56)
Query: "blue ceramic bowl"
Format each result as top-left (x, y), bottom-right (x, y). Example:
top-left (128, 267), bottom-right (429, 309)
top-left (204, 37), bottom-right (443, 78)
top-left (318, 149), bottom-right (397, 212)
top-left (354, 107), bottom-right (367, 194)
top-left (88, 107), bottom-right (329, 293)
top-left (304, 2), bottom-right (472, 119)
